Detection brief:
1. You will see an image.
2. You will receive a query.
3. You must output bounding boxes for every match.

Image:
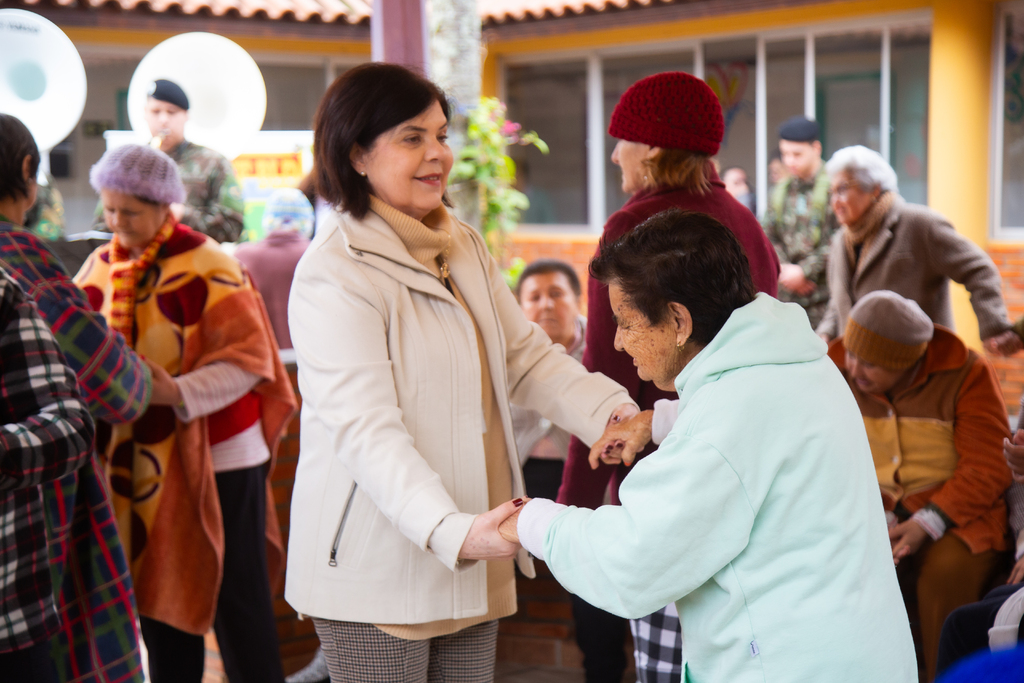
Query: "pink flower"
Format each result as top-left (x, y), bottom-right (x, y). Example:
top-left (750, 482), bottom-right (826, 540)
top-left (501, 121), bottom-right (522, 136)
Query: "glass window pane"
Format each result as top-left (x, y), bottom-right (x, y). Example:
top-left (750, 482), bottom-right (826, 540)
top-left (816, 31), bottom-right (882, 158)
top-left (704, 38), bottom-right (757, 191)
top-left (602, 52), bottom-right (694, 218)
top-left (1002, 10), bottom-right (1024, 228)
top-left (506, 62), bottom-right (588, 226)
top-left (261, 66), bottom-right (326, 130)
top-left (891, 26), bottom-right (930, 206)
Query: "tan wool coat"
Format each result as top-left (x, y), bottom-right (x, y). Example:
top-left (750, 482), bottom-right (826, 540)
top-left (817, 198), bottom-right (1011, 340)
top-left (284, 206), bottom-right (632, 625)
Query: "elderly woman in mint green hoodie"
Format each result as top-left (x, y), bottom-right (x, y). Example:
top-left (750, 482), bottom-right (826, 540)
top-left (496, 208), bottom-right (917, 683)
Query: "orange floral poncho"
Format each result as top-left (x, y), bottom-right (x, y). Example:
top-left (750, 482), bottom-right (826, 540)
top-left (75, 224), bottom-right (296, 634)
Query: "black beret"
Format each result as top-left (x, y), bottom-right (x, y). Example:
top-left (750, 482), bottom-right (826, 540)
top-left (147, 79), bottom-right (189, 111)
top-left (778, 115), bottom-right (819, 142)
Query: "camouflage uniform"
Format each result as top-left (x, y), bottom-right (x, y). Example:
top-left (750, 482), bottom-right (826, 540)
top-left (91, 141), bottom-right (244, 243)
top-left (761, 166), bottom-right (837, 328)
top-left (24, 174), bottom-right (65, 242)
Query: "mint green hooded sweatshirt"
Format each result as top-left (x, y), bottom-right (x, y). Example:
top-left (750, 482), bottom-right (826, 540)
top-left (540, 294), bottom-right (917, 683)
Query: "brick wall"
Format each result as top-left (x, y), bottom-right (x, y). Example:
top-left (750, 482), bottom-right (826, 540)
top-left (498, 562), bottom-right (583, 668)
top-left (508, 232), bottom-right (600, 311)
top-left (270, 365), bottom-right (320, 675)
top-left (987, 245), bottom-right (1024, 418)
top-left (497, 561), bottom-right (636, 672)
top-left (510, 234), bottom-right (1024, 420)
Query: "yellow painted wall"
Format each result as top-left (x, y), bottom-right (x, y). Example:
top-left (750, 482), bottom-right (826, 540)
top-left (482, 50), bottom-right (499, 99)
top-left (62, 27), bottom-right (369, 56)
top-left (928, 0), bottom-right (995, 350)
top-left (486, 0), bottom-right (930, 58)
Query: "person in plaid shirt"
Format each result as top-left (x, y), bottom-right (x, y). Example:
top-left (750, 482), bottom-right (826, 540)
top-left (0, 114), bottom-right (151, 683)
top-left (0, 263), bottom-right (95, 681)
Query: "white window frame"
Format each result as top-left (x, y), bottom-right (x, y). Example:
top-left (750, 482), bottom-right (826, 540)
top-left (991, 1), bottom-right (1024, 240)
top-left (500, 9), bottom-right (931, 232)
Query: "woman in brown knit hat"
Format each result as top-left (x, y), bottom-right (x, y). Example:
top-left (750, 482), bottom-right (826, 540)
top-left (817, 145), bottom-right (1018, 357)
top-left (558, 71), bottom-right (780, 683)
top-left (828, 290), bottom-right (1012, 682)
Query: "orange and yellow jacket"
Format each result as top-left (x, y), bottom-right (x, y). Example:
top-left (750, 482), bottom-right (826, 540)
top-left (829, 327), bottom-right (1012, 554)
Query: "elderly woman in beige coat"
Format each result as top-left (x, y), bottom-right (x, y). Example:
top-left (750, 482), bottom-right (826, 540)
top-left (285, 64), bottom-right (634, 683)
top-left (816, 145), bottom-right (1018, 355)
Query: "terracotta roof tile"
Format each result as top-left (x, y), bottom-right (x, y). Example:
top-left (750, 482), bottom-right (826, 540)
top-left (479, 0), bottom-right (680, 24)
top-left (20, 0), bottom-right (672, 25)
top-left (21, 0), bottom-right (371, 23)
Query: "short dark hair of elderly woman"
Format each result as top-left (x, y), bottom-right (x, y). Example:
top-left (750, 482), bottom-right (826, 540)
top-left (314, 63), bottom-right (451, 219)
top-left (0, 114), bottom-right (40, 202)
top-left (515, 258), bottom-right (582, 299)
top-left (590, 209), bottom-right (756, 346)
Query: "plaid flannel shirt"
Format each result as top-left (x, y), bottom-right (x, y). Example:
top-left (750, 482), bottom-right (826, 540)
top-left (0, 268), bottom-right (94, 653)
top-left (0, 223), bottom-right (149, 681)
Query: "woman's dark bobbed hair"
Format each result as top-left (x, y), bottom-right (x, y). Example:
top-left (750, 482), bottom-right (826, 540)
top-left (0, 114), bottom-right (40, 204)
top-left (590, 209), bottom-right (756, 346)
top-left (314, 63), bottom-right (451, 219)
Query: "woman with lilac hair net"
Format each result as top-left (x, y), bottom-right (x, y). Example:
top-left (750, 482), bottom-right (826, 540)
top-left (78, 143), bottom-right (297, 683)
top-left (235, 188), bottom-right (314, 350)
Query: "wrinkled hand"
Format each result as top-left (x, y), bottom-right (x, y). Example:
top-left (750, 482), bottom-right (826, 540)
top-left (1009, 555), bottom-right (1024, 585)
top-left (498, 497), bottom-right (531, 544)
top-left (589, 410), bottom-right (654, 470)
top-left (143, 358), bottom-right (183, 407)
top-left (890, 519), bottom-right (930, 565)
top-left (1004, 430), bottom-right (1024, 483)
top-left (779, 264), bottom-right (816, 296)
top-left (458, 498), bottom-right (523, 561)
top-left (984, 330), bottom-right (1023, 357)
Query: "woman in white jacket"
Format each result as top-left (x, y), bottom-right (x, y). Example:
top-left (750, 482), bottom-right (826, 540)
top-left (285, 63), bottom-right (635, 682)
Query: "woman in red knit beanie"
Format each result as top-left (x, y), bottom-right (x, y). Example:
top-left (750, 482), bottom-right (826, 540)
top-left (557, 71), bottom-right (779, 683)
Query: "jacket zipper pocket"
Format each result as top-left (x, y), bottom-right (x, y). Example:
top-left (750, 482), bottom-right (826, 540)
top-left (328, 483), bottom-right (357, 567)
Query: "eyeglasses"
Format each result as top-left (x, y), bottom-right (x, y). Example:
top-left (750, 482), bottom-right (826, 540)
top-left (830, 182), bottom-right (859, 200)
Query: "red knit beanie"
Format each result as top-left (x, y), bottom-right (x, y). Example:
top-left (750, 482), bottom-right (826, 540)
top-left (608, 72), bottom-right (724, 155)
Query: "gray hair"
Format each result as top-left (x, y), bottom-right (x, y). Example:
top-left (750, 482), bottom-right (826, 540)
top-left (825, 145), bottom-right (898, 194)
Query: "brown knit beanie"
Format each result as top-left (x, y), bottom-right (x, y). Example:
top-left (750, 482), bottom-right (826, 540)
top-left (844, 291), bottom-right (933, 370)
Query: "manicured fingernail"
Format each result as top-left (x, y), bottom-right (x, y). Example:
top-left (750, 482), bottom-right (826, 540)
top-left (513, 498), bottom-right (524, 507)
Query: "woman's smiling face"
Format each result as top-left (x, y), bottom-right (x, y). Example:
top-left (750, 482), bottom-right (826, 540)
top-left (351, 100), bottom-right (453, 221)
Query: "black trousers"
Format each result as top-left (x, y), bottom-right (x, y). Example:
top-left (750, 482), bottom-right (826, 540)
top-left (0, 639), bottom-right (57, 683)
top-left (141, 465), bottom-right (284, 683)
top-left (937, 582), bottom-right (1024, 675)
top-left (522, 458), bottom-right (565, 501)
top-left (572, 594), bottom-right (628, 683)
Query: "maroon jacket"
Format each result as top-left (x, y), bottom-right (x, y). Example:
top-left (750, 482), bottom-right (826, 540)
top-left (234, 229), bottom-right (311, 350)
top-left (557, 179), bottom-right (780, 509)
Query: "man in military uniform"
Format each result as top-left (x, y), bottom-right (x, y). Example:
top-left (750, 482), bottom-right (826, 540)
top-left (91, 79), bottom-right (244, 243)
top-left (24, 172), bottom-right (65, 241)
top-left (761, 115), bottom-right (837, 327)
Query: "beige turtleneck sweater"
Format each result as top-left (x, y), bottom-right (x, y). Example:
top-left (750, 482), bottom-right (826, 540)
top-left (369, 197), bottom-right (517, 640)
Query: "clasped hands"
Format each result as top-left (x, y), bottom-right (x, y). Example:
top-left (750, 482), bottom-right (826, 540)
top-left (457, 402), bottom-right (645, 561)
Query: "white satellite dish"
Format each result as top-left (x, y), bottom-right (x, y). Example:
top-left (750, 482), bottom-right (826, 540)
top-left (127, 33), bottom-right (267, 161)
top-left (0, 9), bottom-right (87, 152)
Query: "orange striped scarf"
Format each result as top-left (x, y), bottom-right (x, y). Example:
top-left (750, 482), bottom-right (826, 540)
top-left (107, 219), bottom-right (176, 343)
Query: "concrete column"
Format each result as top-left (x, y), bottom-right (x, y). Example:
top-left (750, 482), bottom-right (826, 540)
top-left (372, 0), bottom-right (428, 71)
top-left (928, 0), bottom-right (996, 349)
